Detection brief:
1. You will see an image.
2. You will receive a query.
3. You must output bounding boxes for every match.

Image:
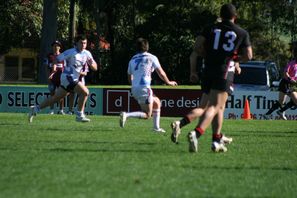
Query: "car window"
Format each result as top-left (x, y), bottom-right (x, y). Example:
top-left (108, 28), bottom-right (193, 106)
top-left (234, 67), bottom-right (267, 85)
top-left (267, 63), bottom-right (280, 81)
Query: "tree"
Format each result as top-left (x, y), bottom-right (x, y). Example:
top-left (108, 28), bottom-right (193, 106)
top-left (68, 0), bottom-right (76, 47)
top-left (0, 0), bottom-right (43, 55)
top-left (38, 0), bottom-right (58, 84)
top-left (0, 0), bottom-right (295, 84)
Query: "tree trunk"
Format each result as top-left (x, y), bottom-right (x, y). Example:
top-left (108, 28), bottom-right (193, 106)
top-left (38, 0), bottom-right (58, 84)
top-left (94, 0), bottom-right (101, 35)
top-left (69, 0), bottom-right (76, 47)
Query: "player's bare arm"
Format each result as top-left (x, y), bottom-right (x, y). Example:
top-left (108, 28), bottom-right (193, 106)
top-left (52, 64), bottom-right (57, 72)
top-left (80, 71), bottom-right (88, 77)
top-left (238, 46), bottom-right (253, 62)
top-left (233, 46), bottom-right (252, 76)
top-left (128, 74), bottom-right (133, 85)
top-left (190, 36), bottom-right (206, 83)
top-left (156, 67), bottom-right (177, 86)
top-left (285, 71), bottom-right (297, 83)
top-left (235, 62), bottom-right (241, 75)
top-left (87, 58), bottom-right (98, 71)
top-left (48, 64), bottom-right (57, 80)
top-left (189, 51), bottom-right (198, 83)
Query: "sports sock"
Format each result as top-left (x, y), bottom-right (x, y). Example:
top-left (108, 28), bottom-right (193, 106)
top-left (212, 133), bottom-right (223, 142)
top-left (265, 101), bottom-right (281, 115)
top-left (280, 100), bottom-right (295, 112)
top-left (76, 111), bottom-right (84, 117)
top-left (194, 127), bottom-right (204, 138)
top-left (34, 105), bottom-right (40, 113)
top-left (153, 109), bottom-right (161, 129)
top-left (126, 112), bottom-right (146, 118)
top-left (179, 116), bottom-right (190, 128)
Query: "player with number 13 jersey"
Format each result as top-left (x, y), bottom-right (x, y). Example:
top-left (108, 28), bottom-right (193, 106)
top-left (202, 18), bottom-right (251, 93)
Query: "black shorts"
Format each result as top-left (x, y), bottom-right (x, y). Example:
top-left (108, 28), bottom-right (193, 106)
top-left (201, 76), bottom-right (233, 95)
top-left (61, 75), bottom-right (79, 92)
top-left (202, 63), bottom-right (234, 95)
top-left (278, 78), bottom-right (291, 95)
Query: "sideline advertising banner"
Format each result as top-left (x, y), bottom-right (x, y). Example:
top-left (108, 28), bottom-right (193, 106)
top-left (103, 88), bottom-right (203, 117)
top-left (0, 86), bottom-right (296, 120)
top-left (0, 86), bottom-right (103, 115)
top-left (103, 88), bottom-right (297, 120)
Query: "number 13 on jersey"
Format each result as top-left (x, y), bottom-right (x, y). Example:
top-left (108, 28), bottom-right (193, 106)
top-left (213, 29), bottom-right (237, 52)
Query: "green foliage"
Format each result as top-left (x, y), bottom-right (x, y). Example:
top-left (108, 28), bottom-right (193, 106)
top-left (0, 113), bottom-right (297, 197)
top-left (0, 0), bottom-right (43, 54)
top-left (96, 0), bottom-right (295, 84)
top-left (1, 0), bottom-right (297, 82)
top-left (0, 0), bottom-right (70, 55)
top-left (233, 0), bottom-right (294, 69)
top-left (56, 0), bottom-right (71, 43)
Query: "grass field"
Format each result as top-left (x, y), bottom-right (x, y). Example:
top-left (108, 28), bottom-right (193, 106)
top-left (0, 113), bottom-right (296, 198)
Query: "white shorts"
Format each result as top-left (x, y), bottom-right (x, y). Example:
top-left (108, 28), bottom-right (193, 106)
top-left (131, 87), bottom-right (153, 105)
top-left (60, 73), bottom-right (79, 92)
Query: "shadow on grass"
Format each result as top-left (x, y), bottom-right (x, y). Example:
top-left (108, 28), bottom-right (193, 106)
top-left (21, 139), bottom-right (158, 145)
top-left (47, 147), bottom-right (156, 153)
top-left (231, 130), bottom-right (297, 137)
top-left (0, 123), bottom-right (23, 126)
top-left (0, 146), bottom-right (186, 154)
top-left (0, 138), bottom-right (187, 154)
top-left (41, 128), bottom-right (113, 132)
top-left (182, 165), bottom-right (297, 172)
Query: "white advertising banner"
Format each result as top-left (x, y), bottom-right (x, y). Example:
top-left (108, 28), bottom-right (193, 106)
top-left (225, 91), bottom-right (297, 120)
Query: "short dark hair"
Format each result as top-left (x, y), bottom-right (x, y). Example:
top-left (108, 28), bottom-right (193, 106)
top-left (136, 38), bottom-right (149, 52)
top-left (75, 34), bottom-right (87, 43)
top-left (220, 3), bottom-right (237, 20)
top-left (51, 40), bottom-right (62, 47)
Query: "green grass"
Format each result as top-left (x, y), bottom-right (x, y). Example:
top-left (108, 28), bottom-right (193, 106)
top-left (0, 113), bottom-right (296, 198)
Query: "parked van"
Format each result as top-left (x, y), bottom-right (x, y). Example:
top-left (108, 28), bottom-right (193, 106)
top-left (233, 61), bottom-right (280, 91)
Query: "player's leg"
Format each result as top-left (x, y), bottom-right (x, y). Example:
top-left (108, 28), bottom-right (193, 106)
top-left (197, 90), bottom-right (228, 133)
top-left (28, 87), bottom-right (68, 123)
top-left (120, 88), bottom-right (150, 128)
top-left (74, 82), bottom-right (90, 122)
top-left (209, 78), bottom-right (234, 151)
top-left (151, 96), bottom-right (165, 133)
top-left (276, 92), bottom-right (289, 120)
top-left (188, 90), bottom-right (228, 152)
top-left (56, 72), bottom-right (65, 115)
top-left (39, 87), bottom-right (68, 110)
top-left (67, 92), bottom-right (75, 114)
top-left (171, 93), bottom-right (208, 143)
top-left (268, 79), bottom-right (289, 119)
top-left (48, 82), bottom-right (55, 114)
top-left (211, 113), bottom-right (226, 152)
top-left (278, 91), bottom-right (297, 119)
top-left (139, 101), bottom-right (153, 118)
top-left (211, 104), bottom-right (232, 142)
top-left (264, 91), bottom-right (286, 119)
top-left (290, 91), bottom-right (297, 105)
top-left (120, 109), bottom-right (148, 128)
top-left (277, 83), bottom-right (297, 120)
top-left (58, 97), bottom-right (65, 115)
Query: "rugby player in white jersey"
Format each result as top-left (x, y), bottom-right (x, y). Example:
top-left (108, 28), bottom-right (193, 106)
top-left (120, 38), bottom-right (177, 133)
top-left (28, 35), bottom-right (97, 123)
top-left (67, 61), bottom-right (89, 115)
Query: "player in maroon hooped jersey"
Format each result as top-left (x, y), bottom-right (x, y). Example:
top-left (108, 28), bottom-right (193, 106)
top-left (45, 40), bottom-right (66, 114)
